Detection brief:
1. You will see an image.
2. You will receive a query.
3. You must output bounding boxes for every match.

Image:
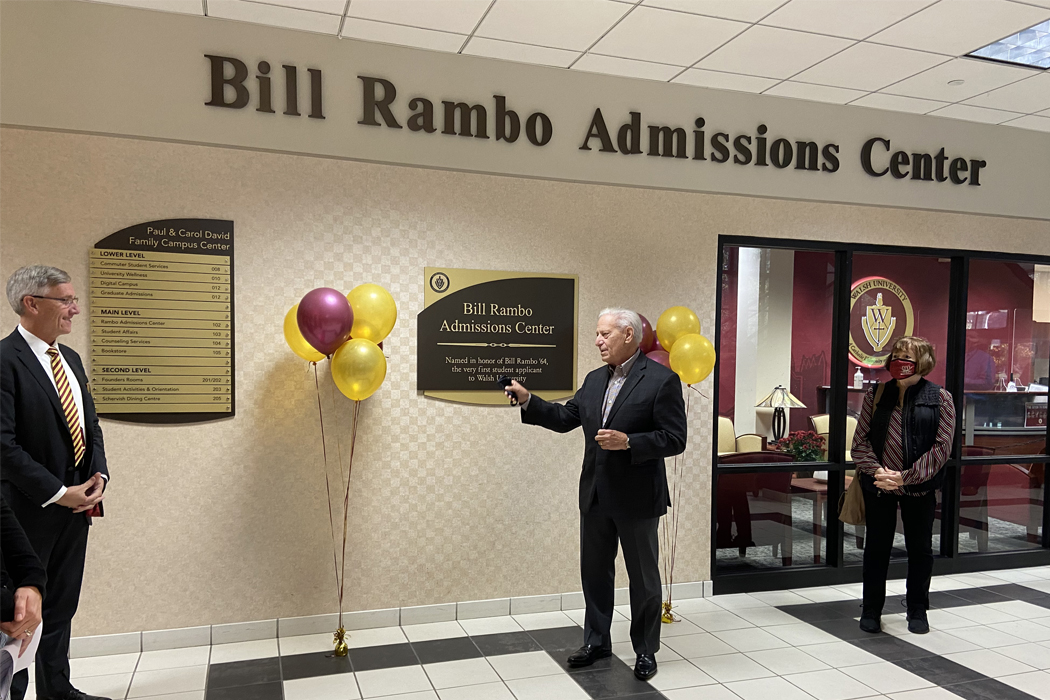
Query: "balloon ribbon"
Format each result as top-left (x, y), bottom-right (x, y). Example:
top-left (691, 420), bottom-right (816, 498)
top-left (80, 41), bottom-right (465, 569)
top-left (315, 363), bottom-right (363, 657)
top-left (332, 399), bottom-right (362, 656)
top-left (660, 389), bottom-right (691, 623)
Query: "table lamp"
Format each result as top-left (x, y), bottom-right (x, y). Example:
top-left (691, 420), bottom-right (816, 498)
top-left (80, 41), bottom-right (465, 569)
top-left (756, 385), bottom-right (807, 442)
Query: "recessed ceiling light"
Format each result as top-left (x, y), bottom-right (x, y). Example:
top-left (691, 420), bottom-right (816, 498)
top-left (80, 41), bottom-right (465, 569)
top-left (948, 79), bottom-right (965, 85)
top-left (968, 19), bottom-right (1050, 70)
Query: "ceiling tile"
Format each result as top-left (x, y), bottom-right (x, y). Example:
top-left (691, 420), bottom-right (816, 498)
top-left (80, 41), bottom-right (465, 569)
top-left (696, 24), bottom-right (853, 79)
top-left (761, 0), bottom-right (936, 40)
top-left (672, 68), bottom-right (780, 92)
top-left (1040, 108), bottom-right (1050, 117)
top-left (88, 0), bottom-right (204, 14)
top-left (883, 57), bottom-right (1033, 100)
top-left (641, 0), bottom-right (787, 23)
top-left (1000, 114), bottom-right (1050, 131)
top-left (763, 80), bottom-right (868, 104)
top-left (474, 0), bottom-right (630, 51)
top-left (793, 42), bottom-right (947, 91)
top-left (252, 0), bottom-right (345, 13)
top-left (341, 17), bottom-right (466, 52)
top-left (590, 5), bottom-right (748, 66)
top-left (463, 37), bottom-right (580, 67)
top-left (345, 0), bottom-right (492, 35)
top-left (964, 72), bottom-right (1050, 113)
top-left (572, 53), bottom-right (682, 80)
top-left (850, 92), bottom-right (949, 114)
top-left (869, 0), bottom-right (1050, 55)
top-left (207, 0), bottom-right (340, 32)
top-left (928, 103), bottom-right (1025, 123)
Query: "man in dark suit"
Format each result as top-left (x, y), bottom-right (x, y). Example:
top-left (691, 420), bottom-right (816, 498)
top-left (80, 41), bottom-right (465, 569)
top-left (2, 496), bottom-right (48, 698)
top-left (2, 266), bottom-right (109, 700)
top-left (505, 308), bottom-right (687, 681)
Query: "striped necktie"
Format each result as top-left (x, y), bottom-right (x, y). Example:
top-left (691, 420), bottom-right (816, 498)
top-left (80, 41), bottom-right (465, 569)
top-left (46, 347), bottom-right (85, 467)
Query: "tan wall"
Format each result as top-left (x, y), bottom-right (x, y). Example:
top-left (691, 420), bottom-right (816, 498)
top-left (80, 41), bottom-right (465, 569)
top-left (2, 126), bottom-right (1048, 637)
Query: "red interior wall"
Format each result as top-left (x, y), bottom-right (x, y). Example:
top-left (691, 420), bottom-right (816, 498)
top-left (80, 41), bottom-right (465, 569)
top-left (717, 249), bottom-right (1037, 435)
top-left (718, 247), bottom-right (738, 420)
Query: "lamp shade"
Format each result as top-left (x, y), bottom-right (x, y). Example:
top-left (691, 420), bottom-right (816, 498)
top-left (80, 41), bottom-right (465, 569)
top-left (755, 385), bottom-right (807, 409)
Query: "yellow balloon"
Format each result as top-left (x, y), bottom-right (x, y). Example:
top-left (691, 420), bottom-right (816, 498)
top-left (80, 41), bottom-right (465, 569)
top-left (331, 338), bottom-right (387, 401)
top-left (347, 284), bottom-right (398, 343)
top-left (656, 306), bottom-right (701, 351)
top-left (668, 333), bottom-right (716, 385)
top-left (284, 304), bottom-right (325, 362)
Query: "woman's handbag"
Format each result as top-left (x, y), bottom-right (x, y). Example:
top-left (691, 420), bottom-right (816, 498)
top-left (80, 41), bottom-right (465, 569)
top-left (838, 382), bottom-right (884, 526)
top-left (838, 475), bottom-right (865, 525)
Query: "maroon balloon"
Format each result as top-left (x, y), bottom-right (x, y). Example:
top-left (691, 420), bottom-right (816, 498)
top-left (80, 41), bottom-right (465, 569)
top-left (646, 350), bottom-right (670, 368)
top-left (297, 288), bottom-right (354, 356)
top-left (639, 315), bottom-right (655, 354)
top-left (651, 336), bottom-right (665, 353)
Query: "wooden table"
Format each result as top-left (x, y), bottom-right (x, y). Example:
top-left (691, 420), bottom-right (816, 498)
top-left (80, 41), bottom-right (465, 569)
top-left (790, 475), bottom-right (852, 564)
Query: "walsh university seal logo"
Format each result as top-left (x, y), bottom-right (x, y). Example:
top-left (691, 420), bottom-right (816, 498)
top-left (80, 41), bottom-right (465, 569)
top-left (430, 272), bottom-right (450, 293)
top-left (849, 276), bottom-right (914, 368)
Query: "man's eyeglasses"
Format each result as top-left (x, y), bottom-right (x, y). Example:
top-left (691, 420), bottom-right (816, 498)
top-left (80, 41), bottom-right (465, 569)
top-left (30, 295), bottom-right (79, 307)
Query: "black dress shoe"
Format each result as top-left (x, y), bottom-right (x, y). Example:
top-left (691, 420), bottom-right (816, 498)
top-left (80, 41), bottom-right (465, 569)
top-left (634, 653), bottom-right (657, 680)
top-left (859, 613), bottom-right (881, 633)
top-left (906, 608), bottom-right (930, 634)
top-left (567, 644), bottom-right (612, 667)
top-left (48, 691), bottom-right (112, 700)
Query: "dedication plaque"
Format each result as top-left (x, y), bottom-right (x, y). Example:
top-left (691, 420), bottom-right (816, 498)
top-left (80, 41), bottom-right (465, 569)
top-left (417, 267), bottom-right (577, 406)
top-left (89, 219), bottom-right (234, 423)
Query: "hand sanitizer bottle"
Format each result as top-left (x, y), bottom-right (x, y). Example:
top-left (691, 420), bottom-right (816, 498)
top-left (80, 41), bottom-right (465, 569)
top-left (1007, 373), bottom-right (1017, 392)
top-left (854, 367), bottom-right (864, 389)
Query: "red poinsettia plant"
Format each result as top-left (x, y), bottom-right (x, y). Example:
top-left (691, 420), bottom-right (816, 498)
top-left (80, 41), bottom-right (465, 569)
top-left (774, 430), bottom-right (826, 462)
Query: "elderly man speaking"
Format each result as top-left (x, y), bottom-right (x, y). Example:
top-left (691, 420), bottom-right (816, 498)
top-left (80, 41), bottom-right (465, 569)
top-left (504, 308), bottom-right (686, 681)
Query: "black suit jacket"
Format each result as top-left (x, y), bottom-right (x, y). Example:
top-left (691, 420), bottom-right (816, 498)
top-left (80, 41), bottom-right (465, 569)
top-left (522, 353), bottom-right (687, 519)
top-left (1, 329), bottom-right (108, 525)
top-left (1, 497), bottom-right (47, 622)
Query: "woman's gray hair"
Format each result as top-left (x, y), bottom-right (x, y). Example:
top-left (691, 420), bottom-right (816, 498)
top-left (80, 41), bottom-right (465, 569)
top-left (598, 308), bottom-right (643, 344)
top-left (6, 265), bottom-right (71, 315)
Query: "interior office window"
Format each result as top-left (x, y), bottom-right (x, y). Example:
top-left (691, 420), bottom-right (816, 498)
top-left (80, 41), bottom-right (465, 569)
top-left (962, 260), bottom-right (1049, 456)
top-left (718, 247), bottom-right (835, 457)
top-left (842, 253), bottom-right (950, 565)
top-left (716, 246), bottom-right (834, 572)
top-left (959, 259), bottom-right (1048, 553)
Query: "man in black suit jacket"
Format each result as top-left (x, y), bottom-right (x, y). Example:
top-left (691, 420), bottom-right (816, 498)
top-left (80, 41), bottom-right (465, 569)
top-left (2, 266), bottom-right (109, 700)
top-left (2, 496), bottom-right (47, 697)
top-left (505, 308), bottom-right (687, 681)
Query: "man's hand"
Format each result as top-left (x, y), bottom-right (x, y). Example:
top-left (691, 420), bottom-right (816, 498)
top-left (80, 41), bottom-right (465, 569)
top-left (505, 380), bottom-right (530, 406)
top-left (0, 586), bottom-right (42, 657)
top-left (595, 429), bottom-right (629, 451)
top-left (57, 472), bottom-right (106, 512)
top-left (874, 467), bottom-right (903, 490)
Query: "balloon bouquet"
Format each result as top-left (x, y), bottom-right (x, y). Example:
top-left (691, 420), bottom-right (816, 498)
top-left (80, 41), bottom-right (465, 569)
top-left (640, 306), bottom-right (716, 624)
top-left (282, 284), bottom-right (397, 656)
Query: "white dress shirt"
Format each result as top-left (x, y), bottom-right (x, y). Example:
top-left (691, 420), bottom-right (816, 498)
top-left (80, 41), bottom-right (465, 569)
top-left (17, 324), bottom-right (99, 507)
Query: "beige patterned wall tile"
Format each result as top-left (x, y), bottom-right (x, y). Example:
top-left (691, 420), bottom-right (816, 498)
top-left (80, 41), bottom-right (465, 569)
top-left (1, 127), bottom-right (1047, 636)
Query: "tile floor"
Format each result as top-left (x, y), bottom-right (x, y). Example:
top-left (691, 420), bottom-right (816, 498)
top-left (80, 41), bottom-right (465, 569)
top-left (28, 565), bottom-right (1050, 700)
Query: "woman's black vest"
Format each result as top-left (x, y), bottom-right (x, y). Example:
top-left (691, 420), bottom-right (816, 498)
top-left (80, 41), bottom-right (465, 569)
top-left (862, 378), bottom-right (945, 496)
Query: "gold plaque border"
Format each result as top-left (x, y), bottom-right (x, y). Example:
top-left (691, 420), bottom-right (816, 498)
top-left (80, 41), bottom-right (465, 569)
top-left (422, 267), bottom-right (579, 406)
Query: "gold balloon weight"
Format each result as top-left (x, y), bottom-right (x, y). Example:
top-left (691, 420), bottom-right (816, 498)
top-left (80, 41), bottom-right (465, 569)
top-left (661, 601), bottom-right (679, 624)
top-left (332, 627), bottom-right (349, 657)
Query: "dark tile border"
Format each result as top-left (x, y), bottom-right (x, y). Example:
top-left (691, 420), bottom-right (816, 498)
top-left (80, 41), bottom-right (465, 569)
top-left (776, 583), bottom-right (1045, 700)
top-left (201, 622), bottom-right (670, 700)
top-left (193, 579), bottom-right (1049, 700)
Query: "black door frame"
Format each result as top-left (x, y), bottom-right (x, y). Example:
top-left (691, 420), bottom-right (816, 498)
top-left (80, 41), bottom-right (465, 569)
top-left (713, 236), bottom-right (1050, 594)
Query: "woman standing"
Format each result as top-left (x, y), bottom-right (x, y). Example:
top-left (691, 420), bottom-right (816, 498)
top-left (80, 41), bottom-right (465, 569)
top-left (852, 336), bottom-right (955, 635)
